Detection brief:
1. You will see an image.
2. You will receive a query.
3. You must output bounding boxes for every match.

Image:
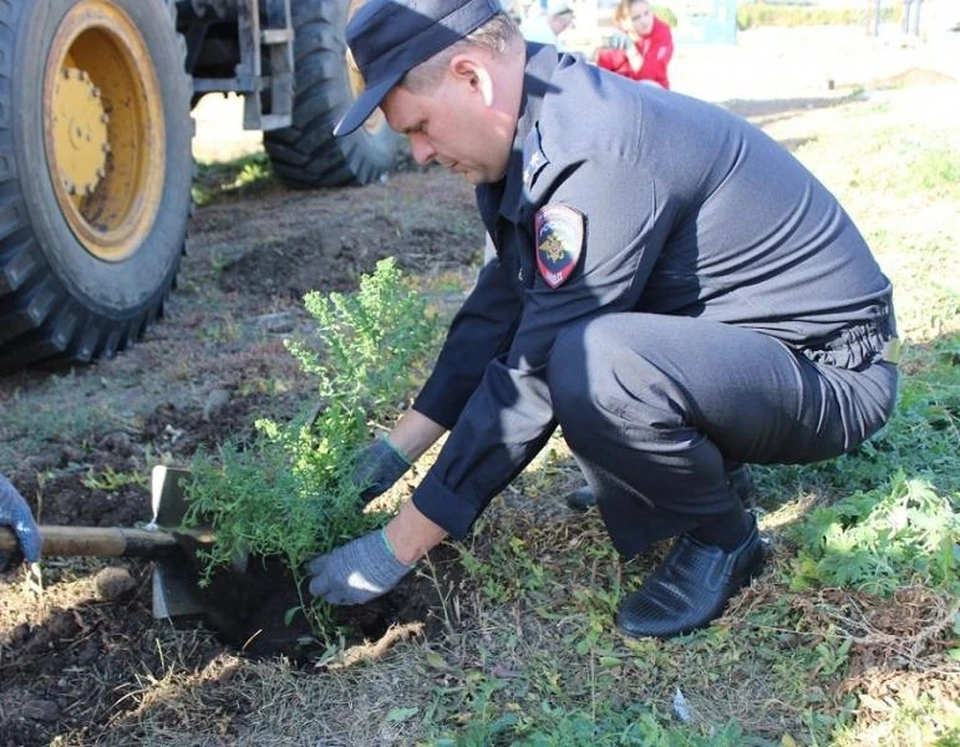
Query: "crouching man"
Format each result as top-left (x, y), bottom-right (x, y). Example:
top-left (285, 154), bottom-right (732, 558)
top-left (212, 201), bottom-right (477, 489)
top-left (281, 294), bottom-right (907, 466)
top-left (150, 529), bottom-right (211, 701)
top-left (306, 0), bottom-right (898, 638)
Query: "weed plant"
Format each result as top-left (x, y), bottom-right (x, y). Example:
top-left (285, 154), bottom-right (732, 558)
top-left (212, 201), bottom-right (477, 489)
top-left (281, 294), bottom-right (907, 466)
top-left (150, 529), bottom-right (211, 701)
top-left (758, 332), bottom-right (960, 598)
top-left (790, 470), bottom-right (958, 595)
top-left (183, 258), bottom-right (441, 606)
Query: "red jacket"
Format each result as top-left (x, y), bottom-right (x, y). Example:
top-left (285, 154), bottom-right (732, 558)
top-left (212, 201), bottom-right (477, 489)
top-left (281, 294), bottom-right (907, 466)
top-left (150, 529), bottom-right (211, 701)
top-left (596, 17), bottom-right (674, 89)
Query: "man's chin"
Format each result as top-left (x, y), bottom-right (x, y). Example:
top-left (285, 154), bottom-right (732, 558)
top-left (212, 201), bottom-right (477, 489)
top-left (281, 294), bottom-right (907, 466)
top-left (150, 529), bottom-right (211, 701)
top-left (465, 167), bottom-right (507, 186)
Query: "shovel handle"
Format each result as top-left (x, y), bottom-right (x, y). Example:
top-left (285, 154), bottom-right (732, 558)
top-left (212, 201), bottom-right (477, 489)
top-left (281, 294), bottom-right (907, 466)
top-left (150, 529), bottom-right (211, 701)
top-left (0, 525), bottom-right (183, 559)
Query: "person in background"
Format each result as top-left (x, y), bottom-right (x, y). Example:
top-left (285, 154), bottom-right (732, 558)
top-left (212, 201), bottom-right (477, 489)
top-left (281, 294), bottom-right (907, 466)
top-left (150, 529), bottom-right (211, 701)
top-left (0, 473), bottom-right (41, 571)
top-left (596, 0), bottom-right (673, 88)
top-left (519, 0), bottom-right (575, 47)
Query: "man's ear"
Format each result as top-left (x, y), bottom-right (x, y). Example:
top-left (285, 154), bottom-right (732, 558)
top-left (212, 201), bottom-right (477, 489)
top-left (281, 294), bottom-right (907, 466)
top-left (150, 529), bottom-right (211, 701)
top-left (449, 54), bottom-right (495, 106)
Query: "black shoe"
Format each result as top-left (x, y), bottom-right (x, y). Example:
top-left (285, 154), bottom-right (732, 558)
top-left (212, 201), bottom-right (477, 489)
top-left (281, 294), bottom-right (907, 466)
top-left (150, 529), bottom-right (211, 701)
top-left (564, 465), bottom-right (756, 513)
top-left (615, 517), bottom-right (765, 639)
top-left (726, 464), bottom-right (756, 508)
top-left (564, 486), bottom-right (597, 512)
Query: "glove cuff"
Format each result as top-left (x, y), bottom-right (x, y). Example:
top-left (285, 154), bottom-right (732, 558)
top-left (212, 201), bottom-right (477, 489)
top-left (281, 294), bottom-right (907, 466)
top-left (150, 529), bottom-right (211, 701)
top-left (381, 436), bottom-right (411, 467)
top-left (380, 527), bottom-right (416, 570)
top-left (353, 437), bottom-right (412, 506)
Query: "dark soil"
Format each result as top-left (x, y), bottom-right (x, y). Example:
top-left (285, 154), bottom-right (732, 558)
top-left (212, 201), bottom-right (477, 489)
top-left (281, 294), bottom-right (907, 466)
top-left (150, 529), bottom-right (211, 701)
top-left (0, 162), bottom-right (484, 747)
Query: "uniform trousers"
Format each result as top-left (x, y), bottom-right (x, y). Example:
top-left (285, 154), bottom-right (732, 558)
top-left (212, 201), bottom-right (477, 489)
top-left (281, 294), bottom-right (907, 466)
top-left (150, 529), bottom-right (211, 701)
top-left (545, 313), bottom-right (898, 557)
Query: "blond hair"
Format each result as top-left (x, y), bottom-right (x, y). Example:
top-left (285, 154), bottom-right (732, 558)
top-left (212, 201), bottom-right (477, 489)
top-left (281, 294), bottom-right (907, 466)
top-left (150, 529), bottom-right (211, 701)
top-left (614, 0), bottom-right (650, 25)
top-left (402, 15), bottom-right (523, 93)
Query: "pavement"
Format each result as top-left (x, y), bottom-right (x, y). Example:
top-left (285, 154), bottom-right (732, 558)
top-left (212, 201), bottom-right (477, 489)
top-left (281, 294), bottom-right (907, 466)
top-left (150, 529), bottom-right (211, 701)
top-left (668, 24), bottom-right (959, 104)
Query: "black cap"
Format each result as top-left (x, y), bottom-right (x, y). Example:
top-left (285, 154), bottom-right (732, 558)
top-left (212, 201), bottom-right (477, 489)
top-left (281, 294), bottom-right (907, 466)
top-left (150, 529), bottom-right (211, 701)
top-left (334, 0), bottom-right (503, 137)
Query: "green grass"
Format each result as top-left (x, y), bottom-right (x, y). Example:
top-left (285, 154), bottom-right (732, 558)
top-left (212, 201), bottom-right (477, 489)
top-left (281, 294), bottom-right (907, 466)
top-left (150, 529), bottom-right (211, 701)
top-left (192, 151), bottom-right (276, 207)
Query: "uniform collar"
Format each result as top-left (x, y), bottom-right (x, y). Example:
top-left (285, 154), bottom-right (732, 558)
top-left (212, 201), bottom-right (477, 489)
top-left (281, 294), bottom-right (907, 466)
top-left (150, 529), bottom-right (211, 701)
top-left (478, 43), bottom-right (560, 226)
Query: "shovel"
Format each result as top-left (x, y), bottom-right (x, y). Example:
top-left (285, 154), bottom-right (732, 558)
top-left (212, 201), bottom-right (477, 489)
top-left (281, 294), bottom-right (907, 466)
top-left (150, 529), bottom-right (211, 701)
top-left (0, 465), bottom-right (217, 620)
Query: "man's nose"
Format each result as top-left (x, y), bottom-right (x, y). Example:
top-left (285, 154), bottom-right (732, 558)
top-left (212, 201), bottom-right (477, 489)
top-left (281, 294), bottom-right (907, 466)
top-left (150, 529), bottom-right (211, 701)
top-left (409, 134), bottom-right (435, 165)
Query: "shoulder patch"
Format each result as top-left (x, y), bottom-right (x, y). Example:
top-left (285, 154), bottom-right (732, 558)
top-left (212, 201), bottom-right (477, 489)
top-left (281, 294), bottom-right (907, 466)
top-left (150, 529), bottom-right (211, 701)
top-left (534, 204), bottom-right (584, 289)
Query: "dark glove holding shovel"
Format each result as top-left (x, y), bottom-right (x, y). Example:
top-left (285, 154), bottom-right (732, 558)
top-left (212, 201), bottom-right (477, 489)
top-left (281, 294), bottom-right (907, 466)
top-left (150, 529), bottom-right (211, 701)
top-left (0, 474), bottom-right (41, 572)
top-left (352, 436), bottom-right (411, 506)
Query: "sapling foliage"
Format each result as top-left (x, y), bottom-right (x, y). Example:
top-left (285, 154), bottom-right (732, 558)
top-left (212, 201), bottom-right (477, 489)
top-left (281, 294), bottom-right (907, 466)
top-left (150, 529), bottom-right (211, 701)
top-left (183, 258), bottom-right (442, 591)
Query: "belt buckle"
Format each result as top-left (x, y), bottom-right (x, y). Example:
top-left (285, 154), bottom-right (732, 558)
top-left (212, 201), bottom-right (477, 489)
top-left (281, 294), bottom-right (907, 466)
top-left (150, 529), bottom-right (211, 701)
top-left (881, 338), bottom-right (901, 365)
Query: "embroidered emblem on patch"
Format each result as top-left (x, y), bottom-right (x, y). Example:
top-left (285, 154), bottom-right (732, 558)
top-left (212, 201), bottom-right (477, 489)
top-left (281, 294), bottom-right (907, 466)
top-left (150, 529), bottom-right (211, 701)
top-left (535, 204), bottom-right (583, 289)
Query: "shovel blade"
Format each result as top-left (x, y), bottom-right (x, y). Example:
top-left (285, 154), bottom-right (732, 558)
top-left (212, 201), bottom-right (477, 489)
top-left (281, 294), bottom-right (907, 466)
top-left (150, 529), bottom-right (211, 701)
top-left (151, 465), bottom-right (194, 528)
top-left (152, 556), bottom-right (210, 619)
top-left (148, 465), bottom-right (250, 620)
top-left (149, 465), bottom-right (209, 620)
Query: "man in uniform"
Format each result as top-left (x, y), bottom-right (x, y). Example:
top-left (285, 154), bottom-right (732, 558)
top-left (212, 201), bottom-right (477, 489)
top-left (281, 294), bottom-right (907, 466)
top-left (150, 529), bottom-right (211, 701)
top-left (306, 0), bottom-right (899, 638)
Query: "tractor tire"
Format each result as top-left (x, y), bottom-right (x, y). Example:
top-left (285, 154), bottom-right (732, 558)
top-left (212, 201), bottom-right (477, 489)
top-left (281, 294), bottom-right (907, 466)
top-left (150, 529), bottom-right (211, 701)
top-left (0, 0), bottom-right (193, 372)
top-left (263, 0), bottom-right (400, 188)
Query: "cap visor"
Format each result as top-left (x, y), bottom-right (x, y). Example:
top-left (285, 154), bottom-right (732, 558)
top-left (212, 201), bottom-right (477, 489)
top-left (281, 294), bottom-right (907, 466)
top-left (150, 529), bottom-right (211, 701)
top-left (333, 74), bottom-right (400, 137)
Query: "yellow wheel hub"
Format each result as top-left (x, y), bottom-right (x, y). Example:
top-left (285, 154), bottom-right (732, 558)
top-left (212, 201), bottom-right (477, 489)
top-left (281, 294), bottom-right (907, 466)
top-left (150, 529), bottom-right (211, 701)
top-left (51, 67), bottom-right (109, 198)
top-left (43, 1), bottom-right (166, 262)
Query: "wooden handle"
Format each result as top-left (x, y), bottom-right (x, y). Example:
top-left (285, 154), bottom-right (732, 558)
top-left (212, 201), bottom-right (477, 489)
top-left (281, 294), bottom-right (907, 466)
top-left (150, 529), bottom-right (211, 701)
top-left (0, 525), bottom-right (184, 558)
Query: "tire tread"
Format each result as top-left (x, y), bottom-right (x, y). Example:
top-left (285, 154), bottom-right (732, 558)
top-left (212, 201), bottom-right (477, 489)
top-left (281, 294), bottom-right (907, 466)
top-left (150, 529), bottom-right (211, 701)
top-left (0, 0), bottom-right (190, 373)
top-left (263, 0), bottom-right (398, 189)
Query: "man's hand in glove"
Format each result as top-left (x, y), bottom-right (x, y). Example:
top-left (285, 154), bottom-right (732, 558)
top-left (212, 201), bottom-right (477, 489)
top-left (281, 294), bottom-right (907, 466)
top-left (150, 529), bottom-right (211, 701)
top-left (307, 528), bottom-right (414, 605)
top-left (0, 474), bottom-right (41, 571)
top-left (352, 437), bottom-right (411, 506)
